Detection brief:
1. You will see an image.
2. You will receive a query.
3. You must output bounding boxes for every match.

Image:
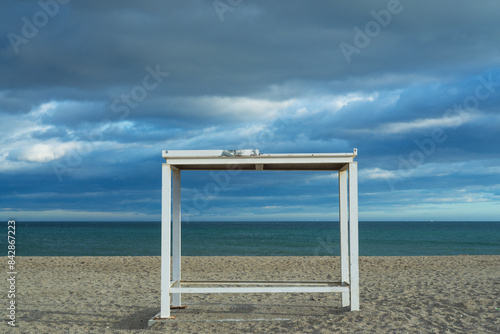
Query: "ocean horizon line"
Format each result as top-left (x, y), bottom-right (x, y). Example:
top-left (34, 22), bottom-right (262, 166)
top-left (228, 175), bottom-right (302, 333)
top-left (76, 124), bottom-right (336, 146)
top-left (11, 220), bottom-right (500, 223)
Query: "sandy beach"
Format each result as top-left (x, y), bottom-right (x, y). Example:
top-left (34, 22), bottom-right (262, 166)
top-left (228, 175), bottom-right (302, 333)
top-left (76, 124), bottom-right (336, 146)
top-left (6, 255), bottom-right (499, 333)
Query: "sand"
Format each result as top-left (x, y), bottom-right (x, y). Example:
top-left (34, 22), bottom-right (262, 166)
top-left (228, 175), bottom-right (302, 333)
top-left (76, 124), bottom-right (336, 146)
top-left (5, 256), bottom-right (499, 333)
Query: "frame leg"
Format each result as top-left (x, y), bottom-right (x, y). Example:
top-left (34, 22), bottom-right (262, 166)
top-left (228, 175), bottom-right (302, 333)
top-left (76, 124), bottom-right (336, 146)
top-left (349, 162), bottom-right (359, 311)
top-left (172, 169), bottom-right (182, 306)
top-left (339, 168), bottom-right (350, 307)
top-left (160, 164), bottom-right (171, 318)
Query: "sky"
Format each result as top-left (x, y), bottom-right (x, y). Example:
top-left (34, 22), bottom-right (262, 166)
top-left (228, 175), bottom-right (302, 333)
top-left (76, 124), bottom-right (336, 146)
top-left (1, 0), bottom-right (499, 222)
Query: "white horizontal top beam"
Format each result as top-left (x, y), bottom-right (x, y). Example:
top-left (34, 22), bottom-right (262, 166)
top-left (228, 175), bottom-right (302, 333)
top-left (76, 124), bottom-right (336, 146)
top-left (162, 149), bottom-right (357, 171)
top-left (163, 149), bottom-right (260, 158)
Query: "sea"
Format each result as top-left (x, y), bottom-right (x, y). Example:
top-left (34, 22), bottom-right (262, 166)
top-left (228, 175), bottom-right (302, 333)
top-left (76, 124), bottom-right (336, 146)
top-left (5, 221), bottom-right (500, 257)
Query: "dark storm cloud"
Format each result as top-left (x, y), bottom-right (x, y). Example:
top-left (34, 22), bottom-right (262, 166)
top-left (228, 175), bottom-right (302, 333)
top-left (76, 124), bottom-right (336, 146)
top-left (2, 1), bottom-right (499, 96)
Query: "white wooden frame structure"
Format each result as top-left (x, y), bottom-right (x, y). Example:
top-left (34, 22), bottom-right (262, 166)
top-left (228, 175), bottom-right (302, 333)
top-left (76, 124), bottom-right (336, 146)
top-left (155, 149), bottom-right (359, 320)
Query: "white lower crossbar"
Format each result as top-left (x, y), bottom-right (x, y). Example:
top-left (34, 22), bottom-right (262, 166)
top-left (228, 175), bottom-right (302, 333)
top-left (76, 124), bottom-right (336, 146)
top-left (171, 286), bottom-right (349, 293)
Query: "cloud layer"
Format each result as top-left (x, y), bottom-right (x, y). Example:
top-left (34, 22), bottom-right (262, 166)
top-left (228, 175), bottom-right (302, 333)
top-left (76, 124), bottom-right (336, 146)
top-left (1, 0), bottom-right (499, 221)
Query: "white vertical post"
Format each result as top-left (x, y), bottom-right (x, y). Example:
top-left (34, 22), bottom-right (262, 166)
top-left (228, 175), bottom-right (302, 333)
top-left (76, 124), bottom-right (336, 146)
top-left (160, 164), bottom-right (171, 318)
top-left (172, 169), bottom-right (182, 306)
top-left (348, 162), bottom-right (359, 311)
top-left (339, 168), bottom-right (350, 307)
